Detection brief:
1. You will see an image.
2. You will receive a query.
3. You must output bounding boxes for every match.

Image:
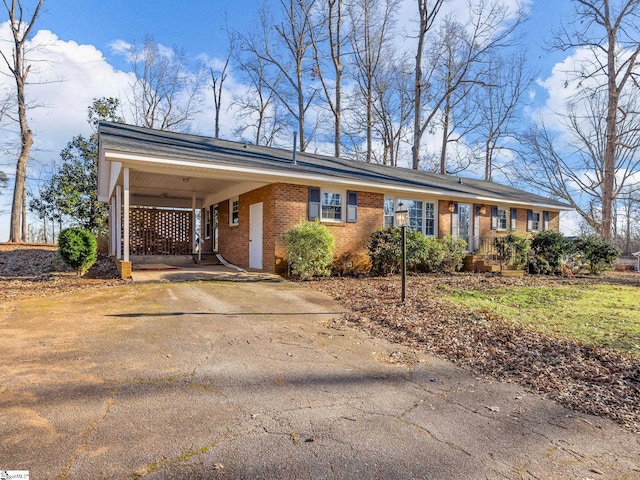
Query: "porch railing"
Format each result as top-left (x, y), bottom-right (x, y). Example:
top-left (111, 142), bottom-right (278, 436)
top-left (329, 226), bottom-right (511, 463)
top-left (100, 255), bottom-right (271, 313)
top-left (472, 236), bottom-right (528, 269)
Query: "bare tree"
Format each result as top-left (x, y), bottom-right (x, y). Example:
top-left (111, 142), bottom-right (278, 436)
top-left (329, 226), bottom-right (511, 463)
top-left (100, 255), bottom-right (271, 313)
top-left (240, 0), bottom-right (320, 151)
top-left (371, 55), bottom-right (414, 166)
top-left (412, 0), bottom-right (524, 170)
top-left (348, 0), bottom-right (399, 162)
top-left (210, 26), bottom-right (235, 139)
top-left (128, 37), bottom-right (205, 132)
top-left (472, 51), bottom-right (535, 181)
top-left (517, 88), bottom-right (640, 233)
top-left (550, 0), bottom-right (640, 239)
top-left (411, 0), bottom-right (445, 170)
top-left (310, 0), bottom-right (347, 157)
top-left (0, 0), bottom-right (45, 242)
top-left (233, 24), bottom-right (289, 146)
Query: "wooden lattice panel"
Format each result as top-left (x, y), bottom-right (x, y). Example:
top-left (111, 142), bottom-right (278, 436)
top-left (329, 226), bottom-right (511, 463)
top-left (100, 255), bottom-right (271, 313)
top-left (128, 208), bottom-right (193, 255)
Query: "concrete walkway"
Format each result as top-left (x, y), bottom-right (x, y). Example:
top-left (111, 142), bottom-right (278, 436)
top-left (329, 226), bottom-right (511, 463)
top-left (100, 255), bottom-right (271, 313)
top-left (1, 281), bottom-right (639, 479)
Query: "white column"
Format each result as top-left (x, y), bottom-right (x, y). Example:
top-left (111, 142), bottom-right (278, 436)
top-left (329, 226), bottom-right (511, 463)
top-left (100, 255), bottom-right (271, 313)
top-left (109, 197), bottom-right (115, 255)
top-left (192, 193), bottom-right (197, 254)
top-left (123, 167), bottom-right (130, 262)
top-left (116, 185), bottom-right (122, 259)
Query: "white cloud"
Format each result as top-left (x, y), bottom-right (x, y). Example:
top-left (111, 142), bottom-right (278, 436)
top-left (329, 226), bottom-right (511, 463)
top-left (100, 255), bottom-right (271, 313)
top-left (0, 24), bottom-right (134, 240)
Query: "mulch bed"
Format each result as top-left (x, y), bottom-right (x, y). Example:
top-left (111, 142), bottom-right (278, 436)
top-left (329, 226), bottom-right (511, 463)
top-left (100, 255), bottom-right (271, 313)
top-left (305, 274), bottom-right (640, 433)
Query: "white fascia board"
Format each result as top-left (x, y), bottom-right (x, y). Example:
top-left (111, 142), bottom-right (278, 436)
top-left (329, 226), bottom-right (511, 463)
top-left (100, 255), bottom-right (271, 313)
top-left (104, 149), bottom-right (570, 211)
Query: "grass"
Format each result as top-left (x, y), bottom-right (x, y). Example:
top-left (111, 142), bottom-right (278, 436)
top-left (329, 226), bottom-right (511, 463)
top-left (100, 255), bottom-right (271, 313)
top-left (444, 284), bottom-right (640, 356)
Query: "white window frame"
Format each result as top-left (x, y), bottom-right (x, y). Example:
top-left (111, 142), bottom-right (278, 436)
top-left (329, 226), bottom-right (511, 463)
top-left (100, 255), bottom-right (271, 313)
top-left (496, 207), bottom-right (508, 231)
top-left (530, 210), bottom-right (541, 232)
top-left (384, 197), bottom-right (438, 237)
top-left (320, 189), bottom-right (345, 222)
top-left (204, 206), bottom-right (211, 239)
top-left (229, 197), bottom-right (239, 226)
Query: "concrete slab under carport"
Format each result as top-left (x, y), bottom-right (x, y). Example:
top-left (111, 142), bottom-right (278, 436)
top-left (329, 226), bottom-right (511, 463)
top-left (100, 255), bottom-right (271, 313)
top-left (1, 280), bottom-right (638, 479)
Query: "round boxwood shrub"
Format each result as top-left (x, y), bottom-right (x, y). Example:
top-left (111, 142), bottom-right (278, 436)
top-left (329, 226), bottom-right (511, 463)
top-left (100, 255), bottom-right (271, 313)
top-left (528, 230), bottom-right (571, 274)
top-left (572, 235), bottom-right (620, 274)
top-left (368, 228), bottom-right (447, 275)
top-left (58, 227), bottom-right (98, 275)
top-left (284, 219), bottom-right (335, 280)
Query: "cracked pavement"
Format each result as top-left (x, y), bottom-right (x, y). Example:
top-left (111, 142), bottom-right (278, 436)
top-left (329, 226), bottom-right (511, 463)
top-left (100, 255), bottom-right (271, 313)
top-left (1, 281), bottom-right (639, 479)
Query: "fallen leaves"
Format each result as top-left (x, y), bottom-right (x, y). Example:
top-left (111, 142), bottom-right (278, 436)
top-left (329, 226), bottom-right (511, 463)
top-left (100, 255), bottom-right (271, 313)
top-left (306, 275), bottom-right (640, 433)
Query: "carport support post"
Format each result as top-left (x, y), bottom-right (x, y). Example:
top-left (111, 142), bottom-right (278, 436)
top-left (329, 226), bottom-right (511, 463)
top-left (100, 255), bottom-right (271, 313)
top-left (109, 197), bottom-right (116, 255)
top-left (123, 168), bottom-right (130, 262)
top-left (192, 193), bottom-right (197, 254)
top-left (116, 185), bottom-right (122, 259)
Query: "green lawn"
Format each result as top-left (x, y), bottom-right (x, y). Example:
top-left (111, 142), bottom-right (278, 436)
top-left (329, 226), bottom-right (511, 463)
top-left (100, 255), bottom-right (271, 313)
top-left (444, 284), bottom-right (640, 356)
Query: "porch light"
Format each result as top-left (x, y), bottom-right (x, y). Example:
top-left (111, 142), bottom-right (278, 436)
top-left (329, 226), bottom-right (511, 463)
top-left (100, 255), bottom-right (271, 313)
top-left (395, 202), bottom-right (409, 227)
top-left (395, 202), bottom-right (409, 302)
top-left (479, 205), bottom-right (487, 215)
top-left (448, 201), bottom-right (456, 213)
top-left (182, 177), bottom-right (190, 183)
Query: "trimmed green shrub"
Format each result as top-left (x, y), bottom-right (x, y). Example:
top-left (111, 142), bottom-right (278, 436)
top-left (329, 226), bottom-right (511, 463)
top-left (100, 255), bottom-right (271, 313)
top-left (572, 235), bottom-right (620, 274)
top-left (58, 227), bottom-right (97, 275)
top-left (368, 228), bottom-right (402, 276)
top-left (284, 219), bottom-right (335, 280)
top-left (528, 230), bottom-right (571, 274)
top-left (440, 234), bottom-right (467, 273)
top-left (413, 235), bottom-right (445, 273)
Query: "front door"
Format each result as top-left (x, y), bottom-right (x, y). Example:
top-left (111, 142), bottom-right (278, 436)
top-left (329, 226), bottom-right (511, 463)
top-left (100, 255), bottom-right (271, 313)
top-left (249, 202), bottom-right (263, 270)
top-left (457, 203), bottom-right (473, 251)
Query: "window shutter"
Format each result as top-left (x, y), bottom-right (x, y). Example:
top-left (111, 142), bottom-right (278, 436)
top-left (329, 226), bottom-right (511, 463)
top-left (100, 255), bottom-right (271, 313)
top-left (347, 191), bottom-right (358, 223)
top-left (451, 203), bottom-right (459, 237)
top-left (491, 206), bottom-right (498, 230)
top-left (543, 211), bottom-right (550, 231)
top-left (308, 187), bottom-right (320, 221)
top-left (527, 209), bottom-right (533, 232)
top-left (511, 208), bottom-right (517, 231)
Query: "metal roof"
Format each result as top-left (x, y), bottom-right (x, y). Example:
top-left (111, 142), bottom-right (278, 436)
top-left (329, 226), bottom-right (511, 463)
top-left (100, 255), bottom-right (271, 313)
top-left (98, 122), bottom-right (571, 210)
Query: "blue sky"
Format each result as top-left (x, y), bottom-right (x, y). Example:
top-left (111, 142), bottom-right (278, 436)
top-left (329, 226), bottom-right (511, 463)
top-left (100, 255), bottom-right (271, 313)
top-left (0, 0), bottom-right (580, 240)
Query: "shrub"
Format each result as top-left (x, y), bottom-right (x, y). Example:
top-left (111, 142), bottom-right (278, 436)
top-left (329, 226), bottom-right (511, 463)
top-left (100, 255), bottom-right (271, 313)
top-left (58, 227), bottom-right (97, 275)
top-left (528, 230), bottom-right (571, 274)
top-left (572, 235), bottom-right (620, 274)
top-left (493, 232), bottom-right (529, 268)
top-left (284, 219), bottom-right (335, 280)
top-left (368, 228), bottom-right (402, 275)
top-left (440, 234), bottom-right (467, 273)
top-left (368, 228), bottom-right (446, 275)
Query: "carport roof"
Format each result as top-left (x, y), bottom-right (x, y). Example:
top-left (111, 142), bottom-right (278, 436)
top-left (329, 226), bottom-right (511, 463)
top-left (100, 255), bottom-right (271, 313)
top-left (98, 122), bottom-right (571, 210)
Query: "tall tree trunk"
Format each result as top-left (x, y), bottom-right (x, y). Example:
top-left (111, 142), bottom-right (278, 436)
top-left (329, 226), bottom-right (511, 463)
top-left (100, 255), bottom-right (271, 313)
top-left (601, 23), bottom-right (618, 240)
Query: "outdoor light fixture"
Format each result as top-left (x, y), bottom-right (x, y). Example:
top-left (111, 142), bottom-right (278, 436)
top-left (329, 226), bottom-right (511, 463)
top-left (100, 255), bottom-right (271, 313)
top-left (395, 202), bottom-right (409, 302)
top-left (395, 202), bottom-right (409, 228)
top-left (182, 177), bottom-right (191, 183)
top-left (448, 201), bottom-right (456, 213)
top-left (479, 205), bottom-right (487, 215)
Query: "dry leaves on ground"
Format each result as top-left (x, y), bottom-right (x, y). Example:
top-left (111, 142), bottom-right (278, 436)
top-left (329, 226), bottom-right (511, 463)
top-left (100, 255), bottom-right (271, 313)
top-left (306, 274), bottom-right (640, 433)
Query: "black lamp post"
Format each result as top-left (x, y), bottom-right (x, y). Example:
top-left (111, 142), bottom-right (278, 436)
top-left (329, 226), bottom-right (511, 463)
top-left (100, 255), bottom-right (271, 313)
top-left (395, 202), bottom-right (409, 302)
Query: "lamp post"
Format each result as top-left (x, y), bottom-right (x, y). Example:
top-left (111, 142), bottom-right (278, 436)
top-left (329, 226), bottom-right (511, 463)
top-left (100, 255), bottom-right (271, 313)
top-left (395, 202), bottom-right (409, 302)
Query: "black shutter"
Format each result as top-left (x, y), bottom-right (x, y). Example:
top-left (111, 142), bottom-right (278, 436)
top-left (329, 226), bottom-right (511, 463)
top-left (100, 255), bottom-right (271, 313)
top-left (543, 211), bottom-right (550, 231)
top-left (308, 187), bottom-right (321, 221)
top-left (347, 191), bottom-right (358, 223)
top-left (527, 209), bottom-right (533, 231)
top-left (491, 206), bottom-right (498, 230)
top-left (511, 208), bottom-right (517, 231)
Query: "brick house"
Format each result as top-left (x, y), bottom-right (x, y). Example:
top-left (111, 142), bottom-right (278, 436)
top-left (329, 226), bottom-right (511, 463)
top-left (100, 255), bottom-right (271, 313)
top-left (97, 122), bottom-right (570, 275)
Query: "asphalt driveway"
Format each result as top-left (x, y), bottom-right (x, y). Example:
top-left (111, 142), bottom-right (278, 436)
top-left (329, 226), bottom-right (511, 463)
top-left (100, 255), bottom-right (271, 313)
top-left (1, 280), bottom-right (639, 479)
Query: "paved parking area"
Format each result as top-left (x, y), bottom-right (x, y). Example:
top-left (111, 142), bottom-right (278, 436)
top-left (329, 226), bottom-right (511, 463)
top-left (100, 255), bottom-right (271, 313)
top-left (1, 281), bottom-right (639, 479)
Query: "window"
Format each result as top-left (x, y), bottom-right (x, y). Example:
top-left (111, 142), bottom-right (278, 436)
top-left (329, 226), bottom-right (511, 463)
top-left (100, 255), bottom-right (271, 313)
top-left (400, 199), bottom-right (423, 233)
top-left (204, 206), bottom-right (211, 239)
top-left (385, 198), bottom-right (436, 236)
top-left (384, 198), bottom-right (395, 228)
top-left (425, 202), bottom-right (435, 236)
top-left (321, 192), bottom-right (342, 220)
top-left (527, 210), bottom-right (541, 231)
top-left (230, 197), bottom-right (239, 226)
top-left (347, 191), bottom-right (358, 223)
top-left (491, 206), bottom-right (509, 230)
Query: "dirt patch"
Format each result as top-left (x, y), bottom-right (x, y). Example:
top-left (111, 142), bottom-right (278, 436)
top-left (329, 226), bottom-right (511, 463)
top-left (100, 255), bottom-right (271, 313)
top-left (0, 243), bottom-right (126, 302)
top-left (306, 274), bottom-right (640, 433)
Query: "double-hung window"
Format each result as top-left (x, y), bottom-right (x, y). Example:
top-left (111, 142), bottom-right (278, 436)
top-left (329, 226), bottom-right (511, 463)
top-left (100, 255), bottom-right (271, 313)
top-left (321, 192), bottom-right (342, 220)
top-left (230, 197), bottom-right (239, 226)
top-left (491, 206), bottom-right (509, 230)
top-left (400, 199), bottom-right (423, 233)
top-left (386, 198), bottom-right (436, 236)
top-left (383, 198), bottom-right (395, 228)
top-left (527, 210), bottom-right (541, 232)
